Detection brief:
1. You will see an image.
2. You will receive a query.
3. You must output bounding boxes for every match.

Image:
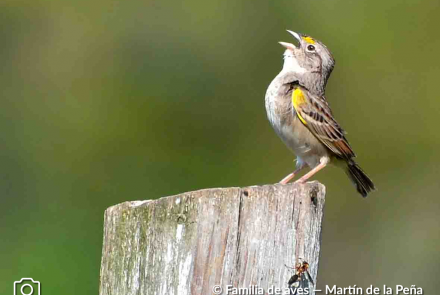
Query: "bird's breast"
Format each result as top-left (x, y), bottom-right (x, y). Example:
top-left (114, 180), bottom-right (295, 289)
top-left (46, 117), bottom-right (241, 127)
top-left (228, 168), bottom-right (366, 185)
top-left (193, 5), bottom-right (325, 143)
top-left (265, 79), bottom-right (329, 168)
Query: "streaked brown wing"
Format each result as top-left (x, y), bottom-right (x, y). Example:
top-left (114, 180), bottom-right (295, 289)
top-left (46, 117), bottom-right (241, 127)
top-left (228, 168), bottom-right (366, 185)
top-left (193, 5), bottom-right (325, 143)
top-left (292, 86), bottom-right (356, 159)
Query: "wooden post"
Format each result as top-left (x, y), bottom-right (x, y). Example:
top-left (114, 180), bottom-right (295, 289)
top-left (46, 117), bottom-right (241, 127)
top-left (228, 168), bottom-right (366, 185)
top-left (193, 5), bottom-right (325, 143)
top-left (99, 182), bottom-right (326, 295)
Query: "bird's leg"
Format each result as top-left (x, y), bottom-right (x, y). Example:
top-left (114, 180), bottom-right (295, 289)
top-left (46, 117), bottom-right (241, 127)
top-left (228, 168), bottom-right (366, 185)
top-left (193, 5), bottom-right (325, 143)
top-left (295, 157), bottom-right (329, 184)
top-left (279, 166), bottom-right (305, 184)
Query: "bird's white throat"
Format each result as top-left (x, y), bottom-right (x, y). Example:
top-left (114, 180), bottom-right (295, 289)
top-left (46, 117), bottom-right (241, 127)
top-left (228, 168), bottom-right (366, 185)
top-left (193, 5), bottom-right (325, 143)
top-left (282, 52), bottom-right (306, 74)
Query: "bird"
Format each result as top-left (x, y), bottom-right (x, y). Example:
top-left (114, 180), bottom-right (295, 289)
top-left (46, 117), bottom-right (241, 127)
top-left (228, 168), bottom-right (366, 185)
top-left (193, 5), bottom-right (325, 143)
top-left (265, 30), bottom-right (375, 197)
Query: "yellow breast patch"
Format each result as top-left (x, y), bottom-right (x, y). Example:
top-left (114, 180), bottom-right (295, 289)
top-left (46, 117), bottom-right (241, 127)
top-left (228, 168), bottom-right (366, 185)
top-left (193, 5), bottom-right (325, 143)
top-left (302, 36), bottom-right (315, 44)
top-left (292, 88), bottom-right (308, 125)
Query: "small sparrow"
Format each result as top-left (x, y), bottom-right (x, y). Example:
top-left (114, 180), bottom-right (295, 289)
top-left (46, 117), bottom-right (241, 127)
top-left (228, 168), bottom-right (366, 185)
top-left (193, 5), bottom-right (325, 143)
top-left (265, 30), bottom-right (375, 197)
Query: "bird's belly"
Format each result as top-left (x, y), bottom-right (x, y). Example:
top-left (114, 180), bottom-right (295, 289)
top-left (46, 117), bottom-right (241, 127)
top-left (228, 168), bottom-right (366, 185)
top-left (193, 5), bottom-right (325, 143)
top-left (275, 118), bottom-right (330, 168)
top-left (265, 87), bottom-right (329, 168)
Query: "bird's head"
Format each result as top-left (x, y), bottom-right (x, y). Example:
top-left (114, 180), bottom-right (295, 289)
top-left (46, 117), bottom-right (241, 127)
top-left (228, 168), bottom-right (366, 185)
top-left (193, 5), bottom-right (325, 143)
top-left (279, 31), bottom-right (335, 92)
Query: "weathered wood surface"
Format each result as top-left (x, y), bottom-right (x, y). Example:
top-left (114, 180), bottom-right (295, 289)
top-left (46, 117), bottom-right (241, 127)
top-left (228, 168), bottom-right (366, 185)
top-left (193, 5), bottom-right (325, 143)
top-left (99, 182), bottom-right (326, 295)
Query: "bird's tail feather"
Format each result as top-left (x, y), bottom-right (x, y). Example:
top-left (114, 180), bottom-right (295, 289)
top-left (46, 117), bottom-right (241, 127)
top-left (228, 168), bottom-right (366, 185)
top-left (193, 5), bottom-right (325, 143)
top-left (345, 161), bottom-right (376, 197)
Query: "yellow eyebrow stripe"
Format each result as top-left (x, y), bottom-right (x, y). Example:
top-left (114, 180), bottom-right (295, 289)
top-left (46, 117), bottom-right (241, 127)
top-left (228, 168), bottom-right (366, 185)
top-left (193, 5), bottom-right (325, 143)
top-left (302, 36), bottom-right (315, 44)
top-left (292, 88), bottom-right (308, 125)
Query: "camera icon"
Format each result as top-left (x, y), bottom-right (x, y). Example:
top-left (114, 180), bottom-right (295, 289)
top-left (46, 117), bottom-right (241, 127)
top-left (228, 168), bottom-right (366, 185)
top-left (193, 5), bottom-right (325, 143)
top-left (13, 278), bottom-right (40, 295)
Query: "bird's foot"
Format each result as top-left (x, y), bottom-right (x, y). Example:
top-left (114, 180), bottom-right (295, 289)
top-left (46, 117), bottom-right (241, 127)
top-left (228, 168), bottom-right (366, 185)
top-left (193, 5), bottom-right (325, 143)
top-left (294, 178), bottom-right (305, 184)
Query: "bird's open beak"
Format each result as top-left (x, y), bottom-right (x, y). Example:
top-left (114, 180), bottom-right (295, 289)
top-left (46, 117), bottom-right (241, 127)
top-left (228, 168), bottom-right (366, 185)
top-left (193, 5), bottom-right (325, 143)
top-left (279, 30), bottom-right (301, 50)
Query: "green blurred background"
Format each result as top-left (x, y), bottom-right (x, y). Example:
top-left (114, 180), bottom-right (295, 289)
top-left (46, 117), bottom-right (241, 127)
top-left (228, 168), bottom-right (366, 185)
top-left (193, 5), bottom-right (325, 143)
top-left (1, 0), bottom-right (439, 294)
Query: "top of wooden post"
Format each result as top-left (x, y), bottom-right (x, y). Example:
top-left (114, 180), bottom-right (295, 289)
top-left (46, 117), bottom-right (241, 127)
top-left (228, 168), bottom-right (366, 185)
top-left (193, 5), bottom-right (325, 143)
top-left (100, 182), bottom-right (326, 295)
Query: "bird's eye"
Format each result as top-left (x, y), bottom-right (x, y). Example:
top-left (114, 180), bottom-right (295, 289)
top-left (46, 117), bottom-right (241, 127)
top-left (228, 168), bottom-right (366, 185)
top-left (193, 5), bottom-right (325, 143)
top-left (307, 45), bottom-right (315, 52)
